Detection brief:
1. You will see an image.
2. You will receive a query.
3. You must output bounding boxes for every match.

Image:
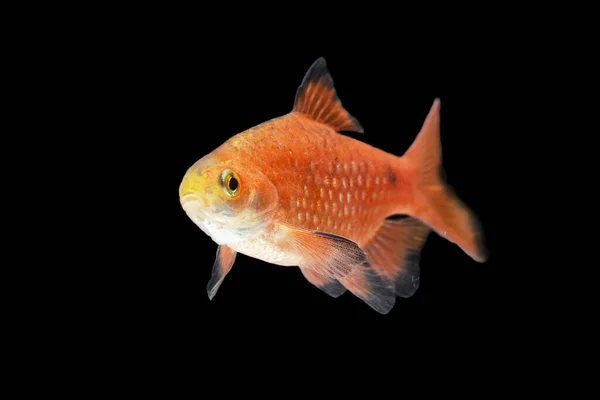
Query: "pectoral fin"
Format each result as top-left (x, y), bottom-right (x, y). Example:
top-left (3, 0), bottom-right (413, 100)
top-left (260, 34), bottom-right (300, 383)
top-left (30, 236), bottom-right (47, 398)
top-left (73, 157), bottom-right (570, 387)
top-left (278, 223), bottom-right (367, 279)
top-left (207, 245), bottom-right (237, 300)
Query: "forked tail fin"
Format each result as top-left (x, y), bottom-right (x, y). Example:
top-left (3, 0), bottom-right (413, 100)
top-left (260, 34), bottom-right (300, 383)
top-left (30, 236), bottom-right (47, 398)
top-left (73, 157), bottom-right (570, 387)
top-left (403, 99), bottom-right (487, 263)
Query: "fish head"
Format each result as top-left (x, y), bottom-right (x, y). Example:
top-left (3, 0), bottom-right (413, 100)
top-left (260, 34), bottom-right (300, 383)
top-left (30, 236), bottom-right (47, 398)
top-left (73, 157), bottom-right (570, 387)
top-left (179, 152), bottom-right (279, 245)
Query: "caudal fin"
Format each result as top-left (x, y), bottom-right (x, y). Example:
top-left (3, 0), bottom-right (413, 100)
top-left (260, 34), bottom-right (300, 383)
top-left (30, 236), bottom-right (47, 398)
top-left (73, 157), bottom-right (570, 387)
top-left (403, 99), bottom-right (487, 263)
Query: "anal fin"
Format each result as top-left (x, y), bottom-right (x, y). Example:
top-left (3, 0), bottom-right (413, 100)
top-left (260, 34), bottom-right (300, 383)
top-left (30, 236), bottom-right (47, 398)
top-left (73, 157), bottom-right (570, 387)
top-left (363, 216), bottom-right (431, 298)
top-left (338, 263), bottom-right (396, 314)
top-left (207, 245), bottom-right (237, 300)
top-left (300, 267), bottom-right (346, 298)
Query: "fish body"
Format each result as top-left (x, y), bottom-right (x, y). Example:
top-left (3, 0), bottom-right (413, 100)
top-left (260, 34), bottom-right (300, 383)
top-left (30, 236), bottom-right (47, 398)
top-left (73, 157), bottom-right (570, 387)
top-left (180, 58), bottom-right (487, 314)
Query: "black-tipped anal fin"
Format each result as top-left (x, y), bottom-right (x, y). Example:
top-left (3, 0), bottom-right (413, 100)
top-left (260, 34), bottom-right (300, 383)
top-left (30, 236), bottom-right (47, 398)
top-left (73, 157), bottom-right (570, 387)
top-left (300, 267), bottom-right (347, 298)
top-left (363, 216), bottom-right (431, 298)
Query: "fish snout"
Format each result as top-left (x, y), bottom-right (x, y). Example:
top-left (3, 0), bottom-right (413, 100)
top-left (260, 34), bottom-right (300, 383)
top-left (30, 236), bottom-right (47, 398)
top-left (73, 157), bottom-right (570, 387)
top-left (179, 161), bottom-right (222, 209)
top-left (179, 170), bottom-right (206, 202)
top-left (179, 155), bottom-right (220, 197)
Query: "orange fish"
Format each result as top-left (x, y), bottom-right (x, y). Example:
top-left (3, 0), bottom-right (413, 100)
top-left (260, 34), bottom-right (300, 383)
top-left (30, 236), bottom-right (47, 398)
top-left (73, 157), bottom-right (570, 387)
top-left (179, 57), bottom-right (487, 314)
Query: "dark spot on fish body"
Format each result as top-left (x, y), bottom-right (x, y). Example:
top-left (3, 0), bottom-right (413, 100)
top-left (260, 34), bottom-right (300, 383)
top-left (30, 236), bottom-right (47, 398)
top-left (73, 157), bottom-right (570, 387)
top-left (387, 166), bottom-right (397, 186)
top-left (332, 156), bottom-right (340, 172)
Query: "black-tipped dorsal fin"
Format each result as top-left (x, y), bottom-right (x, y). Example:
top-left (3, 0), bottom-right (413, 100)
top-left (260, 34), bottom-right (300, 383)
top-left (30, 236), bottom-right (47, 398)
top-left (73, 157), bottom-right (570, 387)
top-left (292, 57), bottom-right (363, 134)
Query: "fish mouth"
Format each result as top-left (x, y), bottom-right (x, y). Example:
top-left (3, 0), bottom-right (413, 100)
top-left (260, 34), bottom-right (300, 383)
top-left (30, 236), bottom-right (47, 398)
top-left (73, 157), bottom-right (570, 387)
top-left (179, 168), bottom-right (207, 199)
top-left (180, 196), bottom-right (232, 226)
top-left (179, 168), bottom-right (210, 210)
top-left (180, 196), bottom-right (207, 217)
top-left (180, 198), bottom-right (213, 231)
top-left (180, 193), bottom-right (203, 206)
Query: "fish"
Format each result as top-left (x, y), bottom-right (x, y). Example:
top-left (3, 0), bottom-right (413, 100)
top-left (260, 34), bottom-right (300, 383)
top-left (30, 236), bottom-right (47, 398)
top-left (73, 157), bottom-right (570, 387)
top-left (179, 57), bottom-right (487, 314)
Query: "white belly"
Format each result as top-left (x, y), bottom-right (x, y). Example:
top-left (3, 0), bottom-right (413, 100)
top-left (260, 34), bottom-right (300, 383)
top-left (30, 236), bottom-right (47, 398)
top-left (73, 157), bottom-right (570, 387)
top-left (229, 234), bottom-right (301, 267)
top-left (181, 200), bottom-right (297, 266)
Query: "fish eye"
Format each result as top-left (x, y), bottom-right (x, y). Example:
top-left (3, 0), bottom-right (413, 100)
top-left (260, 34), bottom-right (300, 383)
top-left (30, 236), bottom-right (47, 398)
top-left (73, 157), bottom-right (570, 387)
top-left (221, 170), bottom-right (240, 197)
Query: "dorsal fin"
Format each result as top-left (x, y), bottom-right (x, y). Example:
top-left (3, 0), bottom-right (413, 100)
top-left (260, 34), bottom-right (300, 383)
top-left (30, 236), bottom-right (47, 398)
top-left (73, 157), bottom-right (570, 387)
top-left (292, 57), bottom-right (364, 134)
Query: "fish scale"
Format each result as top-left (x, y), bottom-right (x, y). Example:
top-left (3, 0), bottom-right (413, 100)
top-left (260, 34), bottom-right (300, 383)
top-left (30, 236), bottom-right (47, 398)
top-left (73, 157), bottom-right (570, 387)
top-left (230, 112), bottom-right (411, 247)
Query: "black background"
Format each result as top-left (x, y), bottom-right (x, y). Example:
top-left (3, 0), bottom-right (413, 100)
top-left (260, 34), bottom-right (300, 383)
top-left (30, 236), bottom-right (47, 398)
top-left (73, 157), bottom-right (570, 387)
top-left (94, 28), bottom-right (524, 356)
top-left (16, 6), bottom-right (578, 392)
top-left (135, 58), bottom-right (503, 320)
